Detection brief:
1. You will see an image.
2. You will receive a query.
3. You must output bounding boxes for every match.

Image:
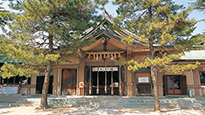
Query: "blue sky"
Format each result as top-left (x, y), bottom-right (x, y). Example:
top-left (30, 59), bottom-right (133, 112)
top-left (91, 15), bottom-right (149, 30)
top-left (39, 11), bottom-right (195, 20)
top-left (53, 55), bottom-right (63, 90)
top-left (100, 0), bottom-right (205, 35)
top-left (1, 0), bottom-right (205, 35)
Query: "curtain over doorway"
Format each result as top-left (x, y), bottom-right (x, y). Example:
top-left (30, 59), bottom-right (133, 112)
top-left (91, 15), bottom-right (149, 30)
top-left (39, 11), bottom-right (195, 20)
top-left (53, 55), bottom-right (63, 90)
top-left (85, 66), bottom-right (127, 95)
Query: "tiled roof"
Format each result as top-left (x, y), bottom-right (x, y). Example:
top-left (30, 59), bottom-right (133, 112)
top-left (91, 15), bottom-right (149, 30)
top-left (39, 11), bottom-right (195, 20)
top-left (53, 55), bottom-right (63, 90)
top-left (180, 50), bottom-right (205, 60)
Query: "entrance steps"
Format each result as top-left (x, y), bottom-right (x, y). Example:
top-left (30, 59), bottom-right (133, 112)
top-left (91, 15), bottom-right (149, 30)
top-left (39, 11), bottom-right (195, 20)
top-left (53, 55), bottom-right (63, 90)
top-left (47, 96), bottom-right (205, 109)
top-left (0, 94), bottom-right (25, 108)
top-left (1, 94), bottom-right (205, 110)
top-left (0, 94), bottom-right (22, 103)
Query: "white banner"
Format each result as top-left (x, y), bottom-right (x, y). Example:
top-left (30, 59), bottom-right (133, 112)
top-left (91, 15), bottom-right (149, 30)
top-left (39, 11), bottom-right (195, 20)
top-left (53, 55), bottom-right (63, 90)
top-left (92, 67), bottom-right (118, 72)
top-left (138, 77), bottom-right (149, 83)
top-left (1, 87), bottom-right (18, 94)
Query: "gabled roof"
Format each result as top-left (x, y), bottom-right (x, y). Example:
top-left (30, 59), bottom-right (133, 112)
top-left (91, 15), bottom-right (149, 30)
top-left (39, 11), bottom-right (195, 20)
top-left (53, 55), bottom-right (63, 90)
top-left (81, 11), bottom-right (141, 44)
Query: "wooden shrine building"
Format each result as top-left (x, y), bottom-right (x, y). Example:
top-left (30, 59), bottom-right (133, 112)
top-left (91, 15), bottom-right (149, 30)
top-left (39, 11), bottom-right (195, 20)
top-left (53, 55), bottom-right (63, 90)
top-left (1, 12), bottom-right (205, 97)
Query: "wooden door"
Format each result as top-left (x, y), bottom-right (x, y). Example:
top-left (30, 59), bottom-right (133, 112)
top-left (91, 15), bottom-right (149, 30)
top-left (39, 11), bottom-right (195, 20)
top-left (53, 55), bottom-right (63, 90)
top-left (164, 75), bottom-right (187, 95)
top-left (136, 73), bottom-right (151, 95)
top-left (137, 84), bottom-right (151, 94)
top-left (180, 75), bottom-right (188, 95)
top-left (166, 76), bottom-right (181, 95)
top-left (62, 69), bottom-right (77, 95)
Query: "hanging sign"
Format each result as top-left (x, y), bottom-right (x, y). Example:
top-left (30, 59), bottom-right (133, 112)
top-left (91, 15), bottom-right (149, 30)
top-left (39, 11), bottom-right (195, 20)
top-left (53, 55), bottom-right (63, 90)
top-left (92, 67), bottom-right (118, 72)
top-left (138, 77), bottom-right (149, 83)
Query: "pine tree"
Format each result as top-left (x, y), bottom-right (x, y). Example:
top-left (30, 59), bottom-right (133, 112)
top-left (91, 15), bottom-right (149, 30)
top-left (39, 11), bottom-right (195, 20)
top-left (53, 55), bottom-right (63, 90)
top-left (192, 0), bottom-right (205, 45)
top-left (0, 0), bottom-right (106, 109)
top-left (113, 0), bottom-right (202, 112)
top-left (193, 0), bottom-right (205, 13)
top-left (0, 1), bottom-right (12, 30)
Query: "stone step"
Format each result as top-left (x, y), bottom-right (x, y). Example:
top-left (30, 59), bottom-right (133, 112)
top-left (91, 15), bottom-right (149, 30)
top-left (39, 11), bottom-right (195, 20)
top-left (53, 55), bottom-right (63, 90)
top-left (46, 97), bottom-right (205, 109)
top-left (2, 95), bottom-right (203, 109)
top-left (9, 103), bottom-right (33, 107)
top-left (16, 100), bottom-right (30, 104)
top-left (0, 104), bottom-right (9, 108)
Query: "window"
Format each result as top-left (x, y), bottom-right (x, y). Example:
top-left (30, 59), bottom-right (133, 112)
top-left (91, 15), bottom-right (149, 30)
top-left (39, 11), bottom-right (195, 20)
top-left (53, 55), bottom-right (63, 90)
top-left (200, 72), bottom-right (205, 85)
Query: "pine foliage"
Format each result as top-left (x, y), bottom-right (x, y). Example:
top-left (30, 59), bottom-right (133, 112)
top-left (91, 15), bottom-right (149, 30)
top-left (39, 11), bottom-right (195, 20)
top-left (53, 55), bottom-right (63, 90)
top-left (114, 0), bottom-right (202, 74)
top-left (113, 0), bottom-right (203, 112)
top-left (0, 0), bottom-right (106, 108)
top-left (0, 0), bottom-right (101, 78)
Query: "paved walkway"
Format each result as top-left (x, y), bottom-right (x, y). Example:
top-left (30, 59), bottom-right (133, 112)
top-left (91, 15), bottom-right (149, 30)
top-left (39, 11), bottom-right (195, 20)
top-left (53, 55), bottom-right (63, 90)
top-left (0, 94), bottom-right (205, 114)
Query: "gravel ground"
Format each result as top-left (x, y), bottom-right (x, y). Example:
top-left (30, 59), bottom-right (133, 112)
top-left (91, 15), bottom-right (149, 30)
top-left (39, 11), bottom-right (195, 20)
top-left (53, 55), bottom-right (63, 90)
top-left (0, 106), bottom-right (204, 115)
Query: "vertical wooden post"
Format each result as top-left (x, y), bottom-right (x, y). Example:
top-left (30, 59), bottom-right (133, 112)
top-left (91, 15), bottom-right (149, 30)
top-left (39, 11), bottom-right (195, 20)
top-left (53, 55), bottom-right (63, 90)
top-left (57, 68), bottom-right (62, 95)
top-left (30, 75), bottom-right (37, 94)
top-left (126, 50), bottom-right (133, 96)
top-left (89, 60), bottom-right (92, 94)
top-left (119, 66), bottom-right (121, 95)
top-left (124, 65), bottom-right (127, 95)
top-left (111, 62), bottom-right (113, 95)
top-left (193, 69), bottom-right (200, 95)
top-left (105, 59), bottom-right (107, 93)
top-left (127, 69), bottom-right (133, 96)
top-left (52, 67), bottom-right (58, 95)
top-left (97, 64), bottom-right (99, 94)
top-left (76, 67), bottom-right (79, 95)
top-left (79, 59), bottom-right (85, 95)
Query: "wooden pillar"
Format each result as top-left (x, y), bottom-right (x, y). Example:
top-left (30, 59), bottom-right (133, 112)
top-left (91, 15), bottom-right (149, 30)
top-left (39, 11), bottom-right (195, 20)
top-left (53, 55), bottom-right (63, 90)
top-left (111, 66), bottom-right (113, 95)
top-left (97, 68), bottom-right (99, 94)
top-left (96, 57), bottom-right (99, 94)
top-left (57, 68), bottom-right (62, 95)
top-left (119, 66), bottom-right (121, 95)
top-left (105, 59), bottom-right (107, 93)
top-left (193, 69), bottom-right (201, 95)
top-left (52, 67), bottom-right (58, 95)
top-left (79, 59), bottom-right (85, 95)
top-left (30, 75), bottom-right (37, 94)
top-left (127, 69), bottom-right (133, 96)
top-left (76, 67), bottom-right (80, 96)
top-left (124, 65), bottom-right (127, 95)
top-left (157, 71), bottom-right (163, 96)
top-left (89, 63), bottom-right (92, 95)
top-left (126, 49), bottom-right (133, 96)
top-left (132, 71), bottom-right (136, 96)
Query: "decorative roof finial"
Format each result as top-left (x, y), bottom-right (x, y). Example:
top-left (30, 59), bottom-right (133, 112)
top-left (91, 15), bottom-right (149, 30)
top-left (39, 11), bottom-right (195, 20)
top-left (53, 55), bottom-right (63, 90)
top-left (102, 10), bottom-right (114, 23)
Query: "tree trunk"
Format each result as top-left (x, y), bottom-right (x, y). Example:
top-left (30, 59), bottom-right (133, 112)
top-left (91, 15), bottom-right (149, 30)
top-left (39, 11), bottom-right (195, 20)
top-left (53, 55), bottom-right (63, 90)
top-left (150, 45), bottom-right (160, 112)
top-left (39, 33), bottom-right (53, 109)
top-left (40, 61), bottom-right (52, 109)
top-left (150, 38), bottom-right (160, 112)
top-left (148, 5), bottom-right (160, 112)
top-left (151, 65), bottom-right (160, 112)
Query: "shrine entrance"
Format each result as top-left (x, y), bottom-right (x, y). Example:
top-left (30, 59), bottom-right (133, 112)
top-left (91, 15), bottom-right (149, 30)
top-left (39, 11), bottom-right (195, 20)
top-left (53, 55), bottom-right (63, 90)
top-left (91, 67), bottom-right (119, 95)
top-left (83, 50), bottom-right (125, 96)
